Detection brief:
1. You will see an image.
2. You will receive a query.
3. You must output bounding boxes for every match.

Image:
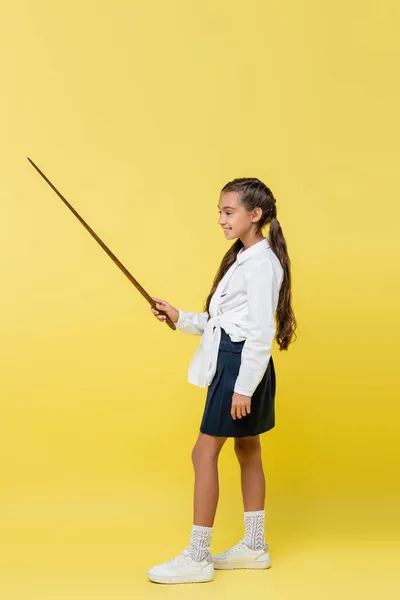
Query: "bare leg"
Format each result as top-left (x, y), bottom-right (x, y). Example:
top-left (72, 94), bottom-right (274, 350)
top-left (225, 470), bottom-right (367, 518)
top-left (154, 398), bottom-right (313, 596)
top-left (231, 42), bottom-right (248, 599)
top-left (234, 436), bottom-right (265, 511)
top-left (191, 432), bottom-right (228, 527)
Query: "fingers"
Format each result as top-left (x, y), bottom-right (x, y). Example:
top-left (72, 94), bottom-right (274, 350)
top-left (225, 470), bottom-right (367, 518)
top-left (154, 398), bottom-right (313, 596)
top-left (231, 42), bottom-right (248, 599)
top-left (231, 404), bottom-right (243, 420)
top-left (151, 297), bottom-right (169, 322)
top-left (151, 308), bottom-right (167, 321)
top-left (231, 400), bottom-right (251, 420)
top-left (151, 298), bottom-right (168, 310)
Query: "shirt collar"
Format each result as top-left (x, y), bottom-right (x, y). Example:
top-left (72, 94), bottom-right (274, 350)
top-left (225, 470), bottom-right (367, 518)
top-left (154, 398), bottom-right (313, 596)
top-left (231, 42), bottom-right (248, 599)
top-left (237, 237), bottom-right (270, 264)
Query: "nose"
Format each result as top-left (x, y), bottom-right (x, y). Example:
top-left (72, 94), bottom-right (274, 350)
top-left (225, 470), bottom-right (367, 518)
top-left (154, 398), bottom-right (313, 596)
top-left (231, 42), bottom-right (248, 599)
top-left (218, 215), bottom-right (225, 226)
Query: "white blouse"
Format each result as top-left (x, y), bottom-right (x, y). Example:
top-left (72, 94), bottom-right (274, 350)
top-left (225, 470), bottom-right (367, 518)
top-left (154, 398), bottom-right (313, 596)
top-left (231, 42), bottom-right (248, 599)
top-left (175, 237), bottom-right (284, 397)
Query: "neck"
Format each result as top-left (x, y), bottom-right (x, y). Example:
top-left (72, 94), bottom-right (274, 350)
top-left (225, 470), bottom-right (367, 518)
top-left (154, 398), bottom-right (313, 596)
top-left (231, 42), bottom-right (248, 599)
top-left (240, 232), bottom-right (265, 251)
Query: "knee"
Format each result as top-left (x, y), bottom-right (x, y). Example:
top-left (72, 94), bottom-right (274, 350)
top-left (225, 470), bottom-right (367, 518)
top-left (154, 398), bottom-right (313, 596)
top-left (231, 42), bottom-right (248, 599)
top-left (234, 437), bottom-right (262, 465)
top-left (191, 442), bottom-right (220, 469)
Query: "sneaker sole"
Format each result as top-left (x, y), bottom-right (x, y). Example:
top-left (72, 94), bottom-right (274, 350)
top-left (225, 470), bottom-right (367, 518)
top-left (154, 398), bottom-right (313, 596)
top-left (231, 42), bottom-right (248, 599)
top-left (213, 557), bottom-right (271, 570)
top-left (148, 571), bottom-right (214, 584)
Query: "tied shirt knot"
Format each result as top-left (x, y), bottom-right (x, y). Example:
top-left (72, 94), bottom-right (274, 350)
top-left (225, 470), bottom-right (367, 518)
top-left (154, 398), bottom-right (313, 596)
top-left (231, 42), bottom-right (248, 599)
top-left (188, 314), bottom-right (232, 388)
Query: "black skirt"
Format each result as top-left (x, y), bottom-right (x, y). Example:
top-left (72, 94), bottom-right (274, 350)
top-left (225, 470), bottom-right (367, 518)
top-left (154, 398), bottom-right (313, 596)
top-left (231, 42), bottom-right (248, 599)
top-left (200, 327), bottom-right (276, 438)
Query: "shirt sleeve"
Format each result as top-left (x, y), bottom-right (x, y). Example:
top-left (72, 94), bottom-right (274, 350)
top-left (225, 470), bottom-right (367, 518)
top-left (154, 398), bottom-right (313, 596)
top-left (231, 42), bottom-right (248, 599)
top-left (175, 310), bottom-right (210, 335)
top-left (233, 259), bottom-right (279, 397)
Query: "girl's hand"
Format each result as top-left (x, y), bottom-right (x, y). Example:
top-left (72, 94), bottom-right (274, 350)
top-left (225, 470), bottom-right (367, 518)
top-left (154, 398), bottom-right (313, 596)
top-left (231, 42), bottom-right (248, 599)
top-left (150, 296), bottom-right (179, 324)
top-left (231, 392), bottom-right (251, 420)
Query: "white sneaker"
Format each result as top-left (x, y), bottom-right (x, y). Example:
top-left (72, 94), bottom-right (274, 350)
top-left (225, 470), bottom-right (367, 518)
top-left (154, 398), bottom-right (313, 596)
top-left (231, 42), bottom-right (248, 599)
top-left (211, 539), bottom-right (271, 570)
top-left (148, 549), bottom-right (214, 584)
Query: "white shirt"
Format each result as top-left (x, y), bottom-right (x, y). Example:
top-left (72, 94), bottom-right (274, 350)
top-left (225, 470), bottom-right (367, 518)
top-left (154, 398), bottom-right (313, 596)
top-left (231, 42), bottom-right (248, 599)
top-left (176, 237), bottom-right (284, 397)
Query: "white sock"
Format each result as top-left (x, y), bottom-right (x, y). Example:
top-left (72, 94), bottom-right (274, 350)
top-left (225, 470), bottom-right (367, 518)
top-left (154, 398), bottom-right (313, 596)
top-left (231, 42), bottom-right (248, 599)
top-left (187, 524), bottom-right (213, 562)
top-left (244, 510), bottom-right (266, 550)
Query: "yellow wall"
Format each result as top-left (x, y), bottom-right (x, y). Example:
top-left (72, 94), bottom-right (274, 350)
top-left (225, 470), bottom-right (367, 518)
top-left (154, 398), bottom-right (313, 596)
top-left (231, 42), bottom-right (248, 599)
top-left (0, 1), bottom-right (398, 597)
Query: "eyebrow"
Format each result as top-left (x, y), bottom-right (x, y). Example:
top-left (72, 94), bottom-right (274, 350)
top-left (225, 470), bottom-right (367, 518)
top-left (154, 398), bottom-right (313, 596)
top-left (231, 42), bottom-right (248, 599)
top-left (217, 205), bottom-right (237, 210)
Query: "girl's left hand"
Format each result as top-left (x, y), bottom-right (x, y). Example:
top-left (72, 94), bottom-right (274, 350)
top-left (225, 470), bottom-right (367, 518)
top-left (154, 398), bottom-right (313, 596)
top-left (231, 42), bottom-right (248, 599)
top-left (231, 392), bottom-right (251, 420)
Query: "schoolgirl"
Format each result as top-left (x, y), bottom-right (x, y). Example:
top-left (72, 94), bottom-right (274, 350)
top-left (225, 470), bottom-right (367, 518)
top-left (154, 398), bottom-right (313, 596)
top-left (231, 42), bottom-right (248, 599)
top-left (148, 177), bottom-right (297, 584)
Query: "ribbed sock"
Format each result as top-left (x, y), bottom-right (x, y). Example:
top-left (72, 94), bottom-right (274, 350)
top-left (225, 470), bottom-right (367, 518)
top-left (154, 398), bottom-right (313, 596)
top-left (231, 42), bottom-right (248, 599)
top-left (244, 509), bottom-right (266, 550)
top-left (187, 524), bottom-right (213, 562)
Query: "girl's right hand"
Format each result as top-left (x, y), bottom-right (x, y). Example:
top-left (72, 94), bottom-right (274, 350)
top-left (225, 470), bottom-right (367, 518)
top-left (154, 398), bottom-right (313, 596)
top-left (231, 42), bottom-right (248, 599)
top-left (150, 296), bottom-right (179, 324)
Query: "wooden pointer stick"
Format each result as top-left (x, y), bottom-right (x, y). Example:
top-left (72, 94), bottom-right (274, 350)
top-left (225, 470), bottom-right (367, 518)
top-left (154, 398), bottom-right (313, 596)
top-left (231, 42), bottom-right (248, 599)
top-left (27, 157), bottom-right (176, 331)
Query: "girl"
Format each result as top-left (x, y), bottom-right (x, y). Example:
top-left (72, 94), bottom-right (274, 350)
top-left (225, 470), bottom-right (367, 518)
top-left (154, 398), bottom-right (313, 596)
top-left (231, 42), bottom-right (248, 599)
top-left (148, 177), bottom-right (297, 584)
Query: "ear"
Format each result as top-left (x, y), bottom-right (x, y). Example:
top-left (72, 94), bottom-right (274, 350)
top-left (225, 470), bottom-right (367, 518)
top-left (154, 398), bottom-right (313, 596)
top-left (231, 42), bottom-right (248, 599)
top-left (251, 207), bottom-right (263, 223)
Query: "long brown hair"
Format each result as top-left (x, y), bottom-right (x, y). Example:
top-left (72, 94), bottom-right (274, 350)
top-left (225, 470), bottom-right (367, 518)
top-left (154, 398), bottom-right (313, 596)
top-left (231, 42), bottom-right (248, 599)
top-left (204, 177), bottom-right (297, 351)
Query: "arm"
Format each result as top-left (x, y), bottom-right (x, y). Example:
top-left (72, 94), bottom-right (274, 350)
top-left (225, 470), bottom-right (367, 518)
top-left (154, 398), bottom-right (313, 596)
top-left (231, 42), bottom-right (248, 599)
top-left (233, 259), bottom-right (279, 397)
top-left (175, 310), bottom-right (210, 335)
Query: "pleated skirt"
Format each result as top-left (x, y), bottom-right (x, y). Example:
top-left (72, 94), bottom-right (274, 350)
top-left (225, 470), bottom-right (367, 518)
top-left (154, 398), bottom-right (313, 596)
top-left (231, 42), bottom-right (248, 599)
top-left (200, 327), bottom-right (276, 438)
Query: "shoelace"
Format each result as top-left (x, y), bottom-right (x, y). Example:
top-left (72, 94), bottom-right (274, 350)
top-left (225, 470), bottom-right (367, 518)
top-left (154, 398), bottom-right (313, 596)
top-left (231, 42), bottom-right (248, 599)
top-left (223, 540), bottom-right (267, 554)
top-left (224, 540), bottom-right (247, 554)
top-left (167, 549), bottom-right (190, 568)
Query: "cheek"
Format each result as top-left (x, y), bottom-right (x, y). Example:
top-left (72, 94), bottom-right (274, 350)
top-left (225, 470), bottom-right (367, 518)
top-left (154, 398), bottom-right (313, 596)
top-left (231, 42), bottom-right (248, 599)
top-left (232, 217), bottom-right (245, 229)
top-left (239, 216), bottom-right (253, 229)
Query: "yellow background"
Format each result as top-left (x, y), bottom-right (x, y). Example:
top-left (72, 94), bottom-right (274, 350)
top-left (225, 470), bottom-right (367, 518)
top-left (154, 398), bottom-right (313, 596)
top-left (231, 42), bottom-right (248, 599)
top-left (0, 1), bottom-right (398, 598)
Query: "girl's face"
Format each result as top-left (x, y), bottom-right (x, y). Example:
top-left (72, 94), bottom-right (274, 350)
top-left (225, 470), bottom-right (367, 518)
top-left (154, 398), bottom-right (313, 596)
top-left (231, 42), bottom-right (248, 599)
top-left (217, 191), bottom-right (261, 240)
